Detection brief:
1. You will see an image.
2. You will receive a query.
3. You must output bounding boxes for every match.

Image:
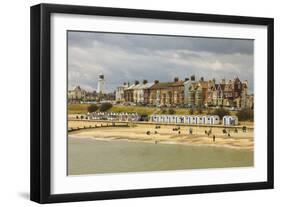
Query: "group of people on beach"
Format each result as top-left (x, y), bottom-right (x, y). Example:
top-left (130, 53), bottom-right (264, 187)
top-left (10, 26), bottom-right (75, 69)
top-left (145, 125), bottom-right (218, 143)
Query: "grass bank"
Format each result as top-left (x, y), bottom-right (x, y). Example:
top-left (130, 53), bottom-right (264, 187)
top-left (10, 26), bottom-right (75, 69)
top-left (68, 104), bottom-right (238, 116)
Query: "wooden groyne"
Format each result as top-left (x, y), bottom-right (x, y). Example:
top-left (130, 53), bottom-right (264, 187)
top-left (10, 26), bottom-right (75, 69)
top-left (68, 121), bottom-right (129, 132)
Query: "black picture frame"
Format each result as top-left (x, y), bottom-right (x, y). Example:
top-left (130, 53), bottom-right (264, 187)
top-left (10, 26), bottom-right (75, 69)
top-left (30, 3), bottom-right (274, 204)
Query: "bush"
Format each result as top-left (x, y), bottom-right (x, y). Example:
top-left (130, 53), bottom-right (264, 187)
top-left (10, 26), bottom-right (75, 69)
top-left (87, 104), bottom-right (98, 113)
top-left (168, 108), bottom-right (175, 114)
top-left (161, 109), bottom-right (167, 114)
top-left (196, 108), bottom-right (203, 114)
top-left (140, 114), bottom-right (149, 121)
top-left (99, 102), bottom-right (113, 112)
top-left (188, 108), bottom-right (194, 115)
top-left (206, 108), bottom-right (212, 115)
top-left (212, 108), bottom-right (229, 119)
top-left (236, 108), bottom-right (254, 121)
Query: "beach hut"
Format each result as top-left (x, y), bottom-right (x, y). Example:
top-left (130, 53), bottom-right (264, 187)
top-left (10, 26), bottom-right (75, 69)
top-left (185, 115), bottom-right (193, 124)
top-left (195, 116), bottom-right (201, 124)
top-left (161, 116), bottom-right (166, 123)
top-left (179, 116), bottom-right (185, 123)
top-left (210, 115), bottom-right (220, 125)
top-left (175, 116), bottom-right (180, 123)
top-left (223, 115), bottom-right (238, 125)
top-left (202, 116), bottom-right (209, 125)
top-left (164, 115), bottom-right (169, 123)
top-left (171, 116), bottom-right (177, 123)
top-left (155, 115), bottom-right (160, 123)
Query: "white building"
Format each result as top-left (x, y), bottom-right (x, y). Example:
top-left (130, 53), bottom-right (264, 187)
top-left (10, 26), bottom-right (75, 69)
top-left (115, 82), bottom-right (129, 102)
top-left (135, 81), bottom-right (154, 104)
top-left (222, 115), bottom-right (238, 125)
top-left (97, 73), bottom-right (105, 93)
top-left (68, 85), bottom-right (87, 103)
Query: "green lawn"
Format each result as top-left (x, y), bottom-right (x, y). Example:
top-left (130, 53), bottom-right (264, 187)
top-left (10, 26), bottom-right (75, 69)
top-left (68, 104), bottom-right (239, 116)
top-left (68, 104), bottom-right (159, 115)
top-left (108, 105), bottom-right (161, 115)
top-left (68, 104), bottom-right (91, 114)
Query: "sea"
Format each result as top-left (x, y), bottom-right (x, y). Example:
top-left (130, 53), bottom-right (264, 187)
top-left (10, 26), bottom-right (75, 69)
top-left (68, 137), bottom-right (253, 175)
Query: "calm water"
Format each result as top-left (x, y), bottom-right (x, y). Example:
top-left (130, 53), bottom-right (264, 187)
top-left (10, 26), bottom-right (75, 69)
top-left (68, 137), bottom-right (253, 175)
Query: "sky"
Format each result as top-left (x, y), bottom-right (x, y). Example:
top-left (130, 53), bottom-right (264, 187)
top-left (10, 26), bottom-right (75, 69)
top-left (68, 31), bottom-right (254, 93)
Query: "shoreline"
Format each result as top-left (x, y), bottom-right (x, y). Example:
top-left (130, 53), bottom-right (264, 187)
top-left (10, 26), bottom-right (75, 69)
top-left (68, 129), bottom-right (253, 150)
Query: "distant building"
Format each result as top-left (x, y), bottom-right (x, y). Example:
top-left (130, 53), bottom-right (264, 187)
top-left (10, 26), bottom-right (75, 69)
top-left (116, 82), bottom-right (129, 102)
top-left (148, 77), bottom-right (184, 106)
top-left (184, 76), bottom-right (248, 108)
top-left (133, 80), bottom-right (155, 104)
top-left (184, 76), bottom-right (208, 107)
top-left (68, 86), bottom-right (87, 103)
top-left (124, 81), bottom-right (139, 103)
top-left (246, 94), bottom-right (254, 109)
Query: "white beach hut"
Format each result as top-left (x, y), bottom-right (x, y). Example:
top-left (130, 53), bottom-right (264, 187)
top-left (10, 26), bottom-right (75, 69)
top-left (171, 116), bottom-right (177, 123)
top-left (179, 116), bottom-right (185, 124)
top-left (202, 116), bottom-right (209, 125)
top-left (195, 116), bottom-right (201, 124)
top-left (223, 115), bottom-right (238, 125)
top-left (210, 115), bottom-right (220, 125)
top-left (185, 115), bottom-right (194, 124)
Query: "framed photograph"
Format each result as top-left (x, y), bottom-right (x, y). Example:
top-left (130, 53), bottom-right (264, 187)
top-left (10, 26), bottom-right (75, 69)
top-left (30, 3), bottom-right (274, 203)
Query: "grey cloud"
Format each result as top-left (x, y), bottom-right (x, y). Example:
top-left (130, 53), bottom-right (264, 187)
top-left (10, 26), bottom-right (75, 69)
top-left (68, 31), bottom-right (253, 55)
top-left (68, 31), bottom-right (254, 93)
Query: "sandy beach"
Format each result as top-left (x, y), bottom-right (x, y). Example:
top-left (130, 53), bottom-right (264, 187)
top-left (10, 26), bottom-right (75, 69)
top-left (68, 120), bottom-right (254, 150)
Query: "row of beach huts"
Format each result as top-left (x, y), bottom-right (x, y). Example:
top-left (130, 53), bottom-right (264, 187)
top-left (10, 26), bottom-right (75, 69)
top-left (150, 114), bottom-right (238, 125)
top-left (86, 112), bottom-right (140, 121)
top-left (85, 112), bottom-right (238, 126)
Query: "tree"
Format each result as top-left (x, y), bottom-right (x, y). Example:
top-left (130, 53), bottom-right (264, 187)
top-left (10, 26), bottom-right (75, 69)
top-left (87, 104), bottom-right (98, 113)
top-left (196, 108), bottom-right (203, 114)
top-left (236, 108), bottom-right (254, 121)
top-left (206, 108), bottom-right (212, 115)
top-left (168, 108), bottom-right (175, 114)
top-left (212, 108), bottom-right (229, 119)
top-left (161, 109), bottom-right (167, 114)
top-left (99, 102), bottom-right (113, 112)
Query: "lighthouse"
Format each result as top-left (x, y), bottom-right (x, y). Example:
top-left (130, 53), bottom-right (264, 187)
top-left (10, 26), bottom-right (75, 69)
top-left (97, 73), bottom-right (105, 94)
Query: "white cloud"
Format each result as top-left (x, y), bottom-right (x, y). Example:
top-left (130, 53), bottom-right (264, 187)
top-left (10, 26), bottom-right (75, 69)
top-left (68, 31), bottom-right (254, 93)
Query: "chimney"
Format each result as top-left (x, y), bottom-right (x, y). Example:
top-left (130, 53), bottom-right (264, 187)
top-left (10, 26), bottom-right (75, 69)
top-left (185, 77), bottom-right (189, 81)
top-left (135, 80), bottom-right (139, 85)
top-left (154, 80), bottom-right (159, 84)
top-left (174, 77), bottom-right (179, 82)
top-left (143, 80), bottom-right (148, 84)
top-left (221, 78), bottom-right (225, 84)
top-left (190, 75), bottom-right (195, 81)
top-left (200, 77), bottom-right (204, 81)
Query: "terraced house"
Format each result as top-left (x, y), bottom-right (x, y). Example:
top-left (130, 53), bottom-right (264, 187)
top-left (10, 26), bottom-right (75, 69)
top-left (148, 78), bottom-right (185, 106)
top-left (120, 75), bottom-right (251, 109)
top-left (184, 76), bottom-right (249, 108)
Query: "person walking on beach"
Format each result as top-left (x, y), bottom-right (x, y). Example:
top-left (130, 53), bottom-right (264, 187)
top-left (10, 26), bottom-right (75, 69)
top-left (213, 135), bottom-right (216, 142)
top-left (189, 128), bottom-right (193, 135)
